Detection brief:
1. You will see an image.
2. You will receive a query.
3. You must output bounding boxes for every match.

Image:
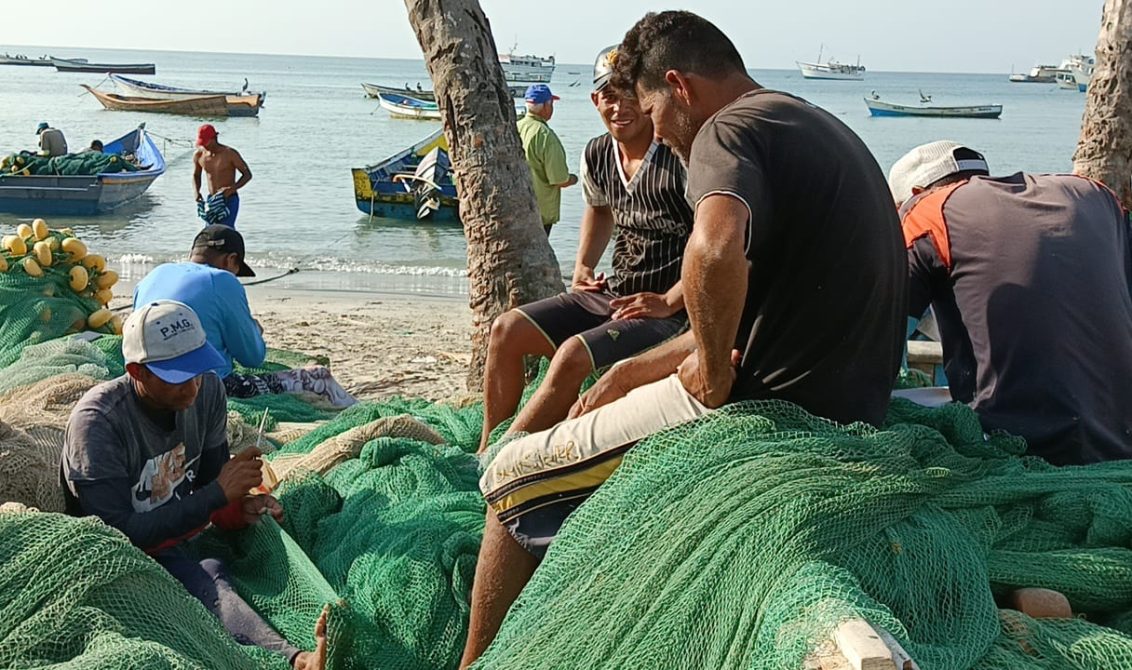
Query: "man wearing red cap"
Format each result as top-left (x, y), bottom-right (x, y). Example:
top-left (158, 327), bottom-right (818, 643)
top-left (193, 124), bottom-right (252, 228)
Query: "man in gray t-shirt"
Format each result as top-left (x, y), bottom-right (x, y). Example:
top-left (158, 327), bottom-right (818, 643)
top-left (62, 300), bottom-right (328, 669)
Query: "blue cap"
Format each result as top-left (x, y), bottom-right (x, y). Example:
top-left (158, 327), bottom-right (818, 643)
top-left (146, 341), bottom-right (227, 384)
top-left (122, 300), bottom-right (228, 384)
top-left (524, 84), bottom-right (559, 104)
top-left (36, 122), bottom-right (49, 134)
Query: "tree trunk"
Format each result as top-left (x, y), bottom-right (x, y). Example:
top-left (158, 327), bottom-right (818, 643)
top-left (1074, 0), bottom-right (1132, 208)
top-left (403, 0), bottom-right (564, 392)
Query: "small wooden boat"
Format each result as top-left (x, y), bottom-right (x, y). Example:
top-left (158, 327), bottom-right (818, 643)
top-left (83, 85), bottom-right (263, 118)
top-left (111, 74), bottom-right (267, 107)
top-left (0, 125), bottom-right (166, 215)
top-left (53, 57), bottom-right (155, 75)
top-left (0, 53), bottom-right (54, 67)
top-left (378, 92), bottom-right (443, 120)
top-left (351, 128), bottom-right (460, 223)
top-left (864, 96), bottom-right (1002, 119)
top-left (362, 82), bottom-right (436, 101)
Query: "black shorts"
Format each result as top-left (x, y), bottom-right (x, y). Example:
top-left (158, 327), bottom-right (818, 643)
top-left (516, 291), bottom-right (685, 370)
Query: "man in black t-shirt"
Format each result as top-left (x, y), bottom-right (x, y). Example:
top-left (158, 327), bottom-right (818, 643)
top-left (459, 13), bottom-right (906, 667)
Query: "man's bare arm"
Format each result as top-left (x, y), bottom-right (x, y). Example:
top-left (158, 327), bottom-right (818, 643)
top-left (569, 330), bottom-right (696, 417)
top-left (680, 194), bottom-right (749, 407)
top-left (192, 151), bottom-right (204, 201)
top-left (229, 150), bottom-right (252, 193)
top-left (573, 205), bottom-right (614, 290)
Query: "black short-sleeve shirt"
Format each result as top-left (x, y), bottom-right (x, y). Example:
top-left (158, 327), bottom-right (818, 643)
top-left (686, 89), bottom-right (907, 426)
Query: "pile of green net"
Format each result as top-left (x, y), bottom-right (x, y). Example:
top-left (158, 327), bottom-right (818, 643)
top-left (0, 151), bottom-right (140, 176)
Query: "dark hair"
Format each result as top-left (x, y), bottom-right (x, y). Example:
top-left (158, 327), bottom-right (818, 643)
top-left (90, 140), bottom-right (103, 151)
top-left (610, 11), bottom-right (746, 97)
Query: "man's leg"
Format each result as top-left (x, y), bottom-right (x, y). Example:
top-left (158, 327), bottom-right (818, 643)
top-left (463, 375), bottom-right (712, 666)
top-left (155, 550), bottom-right (305, 664)
top-left (459, 508), bottom-right (540, 668)
top-left (479, 310), bottom-right (556, 453)
top-left (508, 315), bottom-right (687, 437)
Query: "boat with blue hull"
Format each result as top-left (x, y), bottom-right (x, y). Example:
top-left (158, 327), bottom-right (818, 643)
top-left (865, 95), bottom-right (1002, 119)
top-left (0, 126), bottom-right (166, 215)
top-left (352, 128), bottom-right (460, 224)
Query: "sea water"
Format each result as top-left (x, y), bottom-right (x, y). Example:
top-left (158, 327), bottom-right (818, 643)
top-left (0, 46), bottom-right (1088, 296)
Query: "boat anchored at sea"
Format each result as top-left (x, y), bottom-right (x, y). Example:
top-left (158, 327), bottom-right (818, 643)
top-left (797, 45), bottom-right (865, 81)
top-left (498, 45), bottom-right (555, 96)
top-left (865, 91), bottom-right (1002, 119)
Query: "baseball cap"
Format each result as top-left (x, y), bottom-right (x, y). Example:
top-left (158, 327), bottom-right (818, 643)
top-left (888, 140), bottom-right (990, 205)
top-left (192, 224), bottom-right (255, 277)
top-left (36, 122), bottom-right (49, 134)
top-left (524, 84), bottom-right (559, 104)
top-left (592, 45), bottom-right (618, 92)
top-left (196, 123), bottom-right (219, 146)
top-left (122, 300), bottom-right (227, 384)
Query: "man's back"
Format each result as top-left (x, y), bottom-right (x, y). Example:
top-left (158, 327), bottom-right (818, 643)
top-left (39, 128), bottom-right (67, 157)
top-left (517, 114), bottom-right (569, 226)
top-left (903, 173), bottom-right (1132, 463)
top-left (687, 90), bottom-right (907, 426)
top-left (134, 263), bottom-right (265, 376)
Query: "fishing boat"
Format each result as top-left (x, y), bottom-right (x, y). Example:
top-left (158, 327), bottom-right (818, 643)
top-left (110, 74), bottom-right (267, 107)
top-left (83, 85), bottom-right (263, 118)
top-left (0, 125), bottom-right (166, 215)
top-left (0, 53), bottom-right (54, 67)
top-left (1008, 64), bottom-right (1065, 83)
top-left (362, 82), bottom-right (436, 101)
top-left (352, 127), bottom-right (459, 223)
top-left (498, 47), bottom-right (555, 83)
top-left (797, 45), bottom-right (865, 80)
top-left (377, 92), bottom-right (442, 120)
top-left (864, 94), bottom-right (1002, 119)
top-left (52, 57), bottom-right (155, 75)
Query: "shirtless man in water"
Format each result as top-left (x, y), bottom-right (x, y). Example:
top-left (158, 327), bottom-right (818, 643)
top-left (193, 124), bottom-right (252, 227)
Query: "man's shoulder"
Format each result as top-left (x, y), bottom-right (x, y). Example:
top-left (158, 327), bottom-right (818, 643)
top-left (584, 133), bottom-right (613, 156)
top-left (72, 376), bottom-right (134, 423)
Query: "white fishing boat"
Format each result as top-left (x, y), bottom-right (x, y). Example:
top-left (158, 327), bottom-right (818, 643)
top-left (1009, 64), bottom-right (1065, 83)
top-left (1060, 53), bottom-right (1095, 92)
top-left (797, 45), bottom-right (865, 81)
top-left (864, 93), bottom-right (1002, 119)
top-left (498, 47), bottom-right (555, 83)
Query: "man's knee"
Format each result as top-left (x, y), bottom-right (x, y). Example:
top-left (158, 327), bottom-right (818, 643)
top-left (489, 310), bottom-right (542, 353)
top-left (547, 337), bottom-right (594, 382)
top-left (198, 558), bottom-right (229, 583)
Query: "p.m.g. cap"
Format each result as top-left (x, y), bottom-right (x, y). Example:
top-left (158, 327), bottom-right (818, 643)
top-left (592, 45), bottom-right (618, 93)
top-left (524, 84), bottom-right (560, 104)
top-left (196, 123), bottom-right (219, 146)
top-left (122, 300), bottom-right (227, 384)
top-left (191, 224), bottom-right (256, 277)
top-left (888, 140), bottom-right (990, 205)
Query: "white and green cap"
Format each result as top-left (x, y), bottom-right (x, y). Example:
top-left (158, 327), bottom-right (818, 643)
top-left (122, 300), bottom-right (225, 384)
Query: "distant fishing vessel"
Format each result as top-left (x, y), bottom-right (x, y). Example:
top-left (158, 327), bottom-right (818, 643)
top-left (0, 53), bottom-right (54, 67)
top-left (1059, 53), bottom-right (1094, 92)
top-left (110, 74), bottom-right (266, 107)
top-left (498, 46), bottom-right (555, 83)
top-left (53, 57), bottom-right (155, 75)
top-left (797, 45), bottom-right (865, 81)
top-left (363, 82), bottom-right (436, 101)
top-left (83, 85), bottom-right (263, 118)
top-left (1009, 64), bottom-right (1065, 84)
top-left (865, 93), bottom-right (1002, 119)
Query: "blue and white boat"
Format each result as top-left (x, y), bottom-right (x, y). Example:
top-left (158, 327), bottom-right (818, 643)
top-left (0, 126), bottom-right (166, 215)
top-left (377, 92), bottom-right (442, 120)
top-left (351, 128), bottom-right (460, 223)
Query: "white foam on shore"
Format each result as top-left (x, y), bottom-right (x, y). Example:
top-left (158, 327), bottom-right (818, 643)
top-left (110, 253), bottom-right (468, 279)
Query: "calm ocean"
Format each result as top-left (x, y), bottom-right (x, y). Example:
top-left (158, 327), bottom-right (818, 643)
top-left (0, 46), bottom-right (1089, 296)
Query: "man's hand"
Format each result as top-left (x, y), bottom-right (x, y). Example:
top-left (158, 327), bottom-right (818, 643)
top-left (219, 185), bottom-right (237, 198)
top-left (610, 292), bottom-right (678, 320)
top-left (216, 448), bottom-right (264, 503)
top-left (572, 268), bottom-right (607, 294)
top-left (240, 494), bottom-right (284, 525)
top-left (568, 365), bottom-right (637, 419)
top-left (195, 192), bottom-right (204, 203)
top-left (676, 349), bottom-right (741, 408)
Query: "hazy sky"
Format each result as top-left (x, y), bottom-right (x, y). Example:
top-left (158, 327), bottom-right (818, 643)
top-left (0, 1), bottom-right (1106, 73)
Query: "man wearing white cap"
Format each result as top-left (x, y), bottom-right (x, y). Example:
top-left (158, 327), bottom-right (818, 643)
top-left (61, 300), bottom-right (328, 669)
top-left (890, 140), bottom-right (1132, 465)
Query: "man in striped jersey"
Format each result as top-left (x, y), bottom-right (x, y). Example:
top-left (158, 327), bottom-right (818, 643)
top-left (475, 45), bottom-right (694, 455)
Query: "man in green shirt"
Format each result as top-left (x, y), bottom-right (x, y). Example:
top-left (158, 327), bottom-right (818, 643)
top-left (517, 84), bottom-right (578, 235)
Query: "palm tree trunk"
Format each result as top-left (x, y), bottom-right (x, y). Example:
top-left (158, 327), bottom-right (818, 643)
top-left (1074, 0), bottom-right (1132, 208)
top-left (403, 0), bottom-right (564, 391)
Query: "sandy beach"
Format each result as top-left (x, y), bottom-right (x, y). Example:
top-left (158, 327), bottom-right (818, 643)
top-left (115, 280), bottom-right (476, 403)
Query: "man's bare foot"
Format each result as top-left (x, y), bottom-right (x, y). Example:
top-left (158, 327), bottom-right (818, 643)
top-left (291, 604), bottom-right (330, 670)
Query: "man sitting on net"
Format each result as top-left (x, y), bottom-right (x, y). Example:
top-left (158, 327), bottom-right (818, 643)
top-left (134, 225), bottom-right (356, 408)
top-left (61, 300), bottom-right (328, 669)
top-left (478, 44), bottom-right (694, 453)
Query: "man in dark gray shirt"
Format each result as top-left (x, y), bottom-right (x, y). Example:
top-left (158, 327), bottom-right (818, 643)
top-left (62, 300), bottom-right (328, 669)
top-left (891, 140), bottom-right (1132, 464)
